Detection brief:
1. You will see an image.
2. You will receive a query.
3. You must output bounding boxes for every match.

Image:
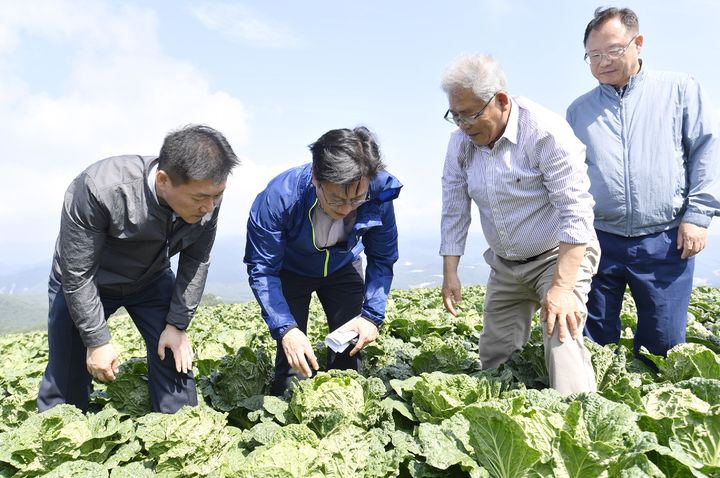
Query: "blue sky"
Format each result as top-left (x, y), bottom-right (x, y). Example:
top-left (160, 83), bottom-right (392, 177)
top-left (1, 0), bottom-right (719, 267)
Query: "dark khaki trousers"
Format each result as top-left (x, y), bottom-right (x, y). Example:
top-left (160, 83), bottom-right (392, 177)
top-left (479, 240), bottom-right (600, 395)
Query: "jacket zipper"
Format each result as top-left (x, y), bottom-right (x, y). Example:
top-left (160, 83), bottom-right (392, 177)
top-left (618, 90), bottom-right (633, 236)
top-left (308, 199), bottom-right (330, 277)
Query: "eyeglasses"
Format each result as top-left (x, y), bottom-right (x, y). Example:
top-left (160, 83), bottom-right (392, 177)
top-left (584, 35), bottom-right (638, 65)
top-left (317, 182), bottom-right (369, 207)
top-left (444, 92), bottom-right (497, 126)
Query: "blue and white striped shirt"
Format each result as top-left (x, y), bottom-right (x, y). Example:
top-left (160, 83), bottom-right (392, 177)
top-left (440, 96), bottom-right (595, 261)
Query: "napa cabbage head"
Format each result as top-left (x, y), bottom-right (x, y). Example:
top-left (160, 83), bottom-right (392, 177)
top-left (289, 369), bottom-right (387, 436)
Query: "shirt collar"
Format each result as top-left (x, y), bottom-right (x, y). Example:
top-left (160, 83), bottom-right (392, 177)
top-left (147, 163), bottom-right (160, 205)
top-left (500, 96), bottom-right (519, 146)
top-left (148, 163), bottom-right (179, 220)
top-left (461, 95), bottom-right (518, 149)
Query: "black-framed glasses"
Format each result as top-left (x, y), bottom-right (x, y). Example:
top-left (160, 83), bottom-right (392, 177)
top-left (584, 35), bottom-right (638, 65)
top-left (318, 182), bottom-right (369, 207)
top-left (444, 92), bottom-right (497, 126)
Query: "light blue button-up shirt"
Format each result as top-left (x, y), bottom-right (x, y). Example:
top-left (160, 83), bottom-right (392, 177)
top-left (567, 64), bottom-right (720, 237)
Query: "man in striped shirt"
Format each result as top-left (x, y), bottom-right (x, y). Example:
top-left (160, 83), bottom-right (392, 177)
top-left (439, 54), bottom-right (599, 395)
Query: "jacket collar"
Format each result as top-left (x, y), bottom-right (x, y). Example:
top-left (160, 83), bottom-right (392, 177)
top-left (599, 59), bottom-right (646, 98)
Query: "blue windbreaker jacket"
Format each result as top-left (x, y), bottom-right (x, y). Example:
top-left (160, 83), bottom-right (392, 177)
top-left (244, 163), bottom-right (402, 339)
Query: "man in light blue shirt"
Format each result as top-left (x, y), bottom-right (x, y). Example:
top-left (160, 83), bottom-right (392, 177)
top-left (566, 7), bottom-right (720, 360)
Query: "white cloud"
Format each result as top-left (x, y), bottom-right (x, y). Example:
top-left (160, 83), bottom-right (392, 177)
top-left (216, 158), bottom-right (298, 238)
top-left (189, 3), bottom-right (300, 48)
top-left (0, 0), bottom-right (250, 251)
top-left (0, 1), bottom-right (160, 54)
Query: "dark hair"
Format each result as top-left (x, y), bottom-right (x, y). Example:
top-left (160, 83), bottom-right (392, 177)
top-left (309, 126), bottom-right (385, 185)
top-left (158, 124), bottom-right (239, 185)
top-left (583, 7), bottom-right (639, 46)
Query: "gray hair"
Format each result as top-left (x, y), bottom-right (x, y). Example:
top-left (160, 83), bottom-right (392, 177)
top-left (441, 55), bottom-right (508, 102)
top-left (158, 124), bottom-right (239, 185)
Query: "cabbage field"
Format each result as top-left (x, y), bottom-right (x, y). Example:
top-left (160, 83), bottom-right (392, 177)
top-left (2, 285), bottom-right (720, 477)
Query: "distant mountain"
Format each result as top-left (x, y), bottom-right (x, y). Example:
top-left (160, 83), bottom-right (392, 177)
top-left (202, 233), bottom-right (491, 302)
top-left (2, 233), bottom-right (720, 333)
top-left (0, 294), bottom-right (47, 334)
top-left (0, 262), bottom-right (49, 295)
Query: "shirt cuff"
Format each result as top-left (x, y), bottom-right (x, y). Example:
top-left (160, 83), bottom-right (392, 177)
top-left (82, 327), bottom-right (112, 349)
top-left (165, 311), bottom-right (190, 331)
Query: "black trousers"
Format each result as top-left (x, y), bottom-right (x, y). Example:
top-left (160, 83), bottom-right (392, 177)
top-left (37, 270), bottom-right (197, 413)
top-left (273, 260), bottom-right (364, 395)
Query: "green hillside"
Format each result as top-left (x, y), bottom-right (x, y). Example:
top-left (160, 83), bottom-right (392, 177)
top-left (0, 294), bottom-right (46, 334)
top-left (0, 293), bottom-right (227, 335)
top-left (2, 286), bottom-right (720, 476)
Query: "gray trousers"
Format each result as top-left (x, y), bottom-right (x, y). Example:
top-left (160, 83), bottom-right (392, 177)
top-left (479, 240), bottom-right (600, 395)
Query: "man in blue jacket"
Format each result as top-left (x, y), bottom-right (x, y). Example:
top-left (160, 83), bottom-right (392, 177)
top-left (244, 127), bottom-right (402, 395)
top-left (566, 7), bottom-right (720, 359)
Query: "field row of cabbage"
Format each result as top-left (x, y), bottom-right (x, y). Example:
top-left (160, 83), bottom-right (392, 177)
top-left (2, 286), bottom-right (720, 477)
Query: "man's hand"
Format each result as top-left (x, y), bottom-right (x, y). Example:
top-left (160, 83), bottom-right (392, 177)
top-left (541, 285), bottom-right (582, 343)
top-left (336, 316), bottom-right (379, 356)
top-left (158, 324), bottom-right (194, 374)
top-left (281, 328), bottom-right (319, 378)
top-left (677, 222), bottom-right (708, 259)
top-left (86, 342), bottom-right (119, 382)
top-left (442, 256), bottom-right (463, 317)
top-left (442, 274), bottom-right (462, 317)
